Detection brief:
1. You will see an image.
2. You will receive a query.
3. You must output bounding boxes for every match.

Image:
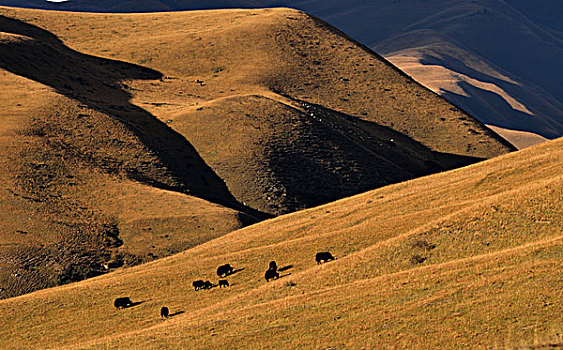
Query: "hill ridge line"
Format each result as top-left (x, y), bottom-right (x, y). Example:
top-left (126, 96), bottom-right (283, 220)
top-left (169, 91), bottom-right (306, 116)
top-left (198, 235), bottom-right (562, 320)
top-left (148, 171), bottom-right (561, 266)
top-left (75, 174), bottom-right (561, 318)
top-left (1, 141), bottom-right (555, 302)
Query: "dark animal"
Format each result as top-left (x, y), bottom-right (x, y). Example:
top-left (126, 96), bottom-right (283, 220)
top-left (193, 280), bottom-right (205, 291)
top-left (219, 279), bottom-right (230, 288)
top-left (113, 297), bottom-right (132, 309)
top-left (315, 252), bottom-right (336, 264)
top-left (203, 281), bottom-right (213, 290)
top-left (216, 264), bottom-right (234, 277)
top-left (265, 269), bottom-right (279, 282)
top-left (160, 306), bottom-right (169, 318)
top-left (269, 261), bottom-right (278, 271)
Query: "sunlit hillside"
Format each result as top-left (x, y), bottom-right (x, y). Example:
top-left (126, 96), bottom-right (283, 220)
top-left (3, 0), bottom-right (562, 148)
top-left (0, 6), bottom-right (514, 298)
top-left (0, 136), bottom-right (560, 349)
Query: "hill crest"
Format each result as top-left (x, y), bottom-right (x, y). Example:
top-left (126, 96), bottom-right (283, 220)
top-left (0, 6), bottom-right (512, 298)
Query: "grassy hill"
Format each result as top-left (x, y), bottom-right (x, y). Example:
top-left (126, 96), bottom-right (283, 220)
top-left (0, 6), bottom-right (513, 298)
top-left (3, 1), bottom-right (562, 149)
top-left (0, 135), bottom-right (560, 349)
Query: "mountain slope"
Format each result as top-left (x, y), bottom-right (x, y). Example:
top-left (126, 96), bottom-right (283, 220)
top-left (288, 0), bottom-right (563, 147)
top-left (504, 0), bottom-right (563, 33)
top-left (369, 0), bottom-right (563, 147)
top-left (0, 6), bottom-right (513, 297)
top-left (6, 0), bottom-right (561, 148)
top-left (0, 17), bottom-right (255, 298)
top-left (0, 136), bottom-right (560, 349)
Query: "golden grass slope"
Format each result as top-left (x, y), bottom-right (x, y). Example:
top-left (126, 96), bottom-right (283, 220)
top-left (0, 80), bottom-right (250, 297)
top-left (0, 137), bottom-right (560, 349)
top-left (0, 6), bottom-right (514, 215)
top-left (0, 6), bottom-right (513, 297)
top-left (0, 13), bottom-right (255, 298)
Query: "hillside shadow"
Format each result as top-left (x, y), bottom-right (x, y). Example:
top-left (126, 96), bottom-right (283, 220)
top-left (441, 81), bottom-right (562, 140)
top-left (418, 53), bottom-right (563, 139)
top-left (0, 15), bottom-right (267, 220)
top-left (263, 96), bottom-right (499, 211)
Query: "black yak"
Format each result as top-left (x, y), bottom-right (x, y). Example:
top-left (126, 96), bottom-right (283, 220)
top-left (315, 252), bottom-right (336, 264)
top-left (265, 269), bottom-right (279, 282)
top-left (113, 297), bottom-right (132, 309)
top-left (269, 261), bottom-right (278, 271)
top-left (193, 280), bottom-right (205, 291)
top-left (216, 264), bottom-right (234, 277)
top-left (160, 306), bottom-right (169, 318)
top-left (219, 279), bottom-right (230, 288)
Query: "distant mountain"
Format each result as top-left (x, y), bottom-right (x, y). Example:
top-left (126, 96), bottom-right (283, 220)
top-left (504, 0), bottom-right (563, 33)
top-left (289, 0), bottom-right (563, 148)
top-left (2, 0), bottom-right (561, 148)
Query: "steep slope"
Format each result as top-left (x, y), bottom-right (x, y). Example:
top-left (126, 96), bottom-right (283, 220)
top-left (370, 0), bottom-right (563, 147)
top-left (504, 0), bottom-right (563, 33)
top-left (289, 0), bottom-right (563, 146)
top-left (0, 17), bottom-right (255, 298)
top-left (0, 6), bottom-right (514, 297)
top-left (7, 0), bottom-right (561, 148)
top-left (0, 136), bottom-right (560, 349)
top-left (2, 5), bottom-right (513, 202)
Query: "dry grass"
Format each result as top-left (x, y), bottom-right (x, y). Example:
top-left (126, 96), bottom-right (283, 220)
top-left (0, 6), bottom-right (514, 297)
top-left (0, 134), bottom-right (560, 349)
top-left (1, 7), bottom-right (556, 348)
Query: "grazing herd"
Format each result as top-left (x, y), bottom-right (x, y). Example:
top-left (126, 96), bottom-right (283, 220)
top-left (114, 251), bottom-right (336, 319)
